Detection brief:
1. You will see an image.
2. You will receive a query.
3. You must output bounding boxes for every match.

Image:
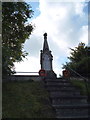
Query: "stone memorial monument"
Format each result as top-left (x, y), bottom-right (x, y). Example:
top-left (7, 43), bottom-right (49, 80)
top-left (40, 33), bottom-right (56, 78)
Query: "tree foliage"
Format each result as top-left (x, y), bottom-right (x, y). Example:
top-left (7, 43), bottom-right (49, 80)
top-left (2, 2), bottom-right (34, 75)
top-left (63, 42), bottom-right (90, 77)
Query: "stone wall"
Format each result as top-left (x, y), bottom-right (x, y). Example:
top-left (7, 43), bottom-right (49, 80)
top-left (3, 75), bottom-right (42, 82)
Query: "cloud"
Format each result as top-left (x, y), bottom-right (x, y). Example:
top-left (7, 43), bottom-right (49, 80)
top-left (75, 2), bottom-right (86, 16)
top-left (14, 56), bottom-right (40, 74)
top-left (79, 25), bottom-right (88, 44)
top-left (15, 1), bottom-right (88, 76)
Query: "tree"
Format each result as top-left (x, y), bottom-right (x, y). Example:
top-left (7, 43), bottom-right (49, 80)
top-left (63, 42), bottom-right (90, 77)
top-left (2, 2), bottom-right (34, 76)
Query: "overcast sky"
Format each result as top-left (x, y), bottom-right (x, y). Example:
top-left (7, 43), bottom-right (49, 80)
top-left (14, 0), bottom-right (88, 76)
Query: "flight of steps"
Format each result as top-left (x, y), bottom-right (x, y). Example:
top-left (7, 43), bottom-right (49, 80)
top-left (44, 78), bottom-right (89, 119)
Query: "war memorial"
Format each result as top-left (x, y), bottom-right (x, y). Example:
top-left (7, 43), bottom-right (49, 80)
top-left (3, 33), bottom-right (89, 119)
top-left (39, 33), bottom-right (89, 119)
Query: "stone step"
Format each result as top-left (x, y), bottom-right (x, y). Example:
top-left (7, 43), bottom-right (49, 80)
top-left (44, 79), bottom-right (70, 83)
top-left (50, 93), bottom-right (84, 98)
top-left (45, 84), bottom-right (75, 88)
top-left (56, 116), bottom-right (89, 119)
top-left (47, 88), bottom-right (80, 92)
top-left (49, 91), bottom-right (80, 96)
top-left (44, 78), bottom-right (89, 119)
top-left (46, 85), bottom-right (78, 91)
top-left (50, 95), bottom-right (88, 99)
top-left (46, 86), bottom-right (79, 91)
top-left (54, 105), bottom-right (89, 118)
top-left (45, 82), bottom-right (71, 86)
top-left (51, 96), bottom-right (88, 105)
top-left (52, 104), bottom-right (90, 108)
top-left (52, 98), bottom-right (88, 105)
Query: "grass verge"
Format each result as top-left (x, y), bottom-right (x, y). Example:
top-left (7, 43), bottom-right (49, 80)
top-left (2, 80), bottom-right (55, 118)
top-left (70, 79), bottom-right (90, 96)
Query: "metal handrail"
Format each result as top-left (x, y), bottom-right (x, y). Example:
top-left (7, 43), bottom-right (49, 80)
top-left (14, 72), bottom-right (39, 75)
top-left (66, 66), bottom-right (88, 81)
top-left (15, 72), bottom-right (38, 73)
top-left (66, 66), bottom-right (89, 96)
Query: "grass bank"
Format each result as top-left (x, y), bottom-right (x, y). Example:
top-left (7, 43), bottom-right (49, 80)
top-left (2, 80), bottom-right (55, 118)
top-left (70, 79), bottom-right (90, 96)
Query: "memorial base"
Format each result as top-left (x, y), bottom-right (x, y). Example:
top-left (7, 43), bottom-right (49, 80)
top-left (45, 70), bottom-right (57, 79)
